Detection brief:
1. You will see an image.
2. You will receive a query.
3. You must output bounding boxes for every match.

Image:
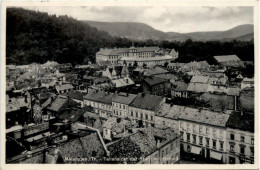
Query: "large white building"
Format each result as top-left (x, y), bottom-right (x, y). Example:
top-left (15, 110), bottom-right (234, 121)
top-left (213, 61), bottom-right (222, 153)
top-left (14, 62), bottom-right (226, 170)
top-left (96, 46), bottom-right (178, 66)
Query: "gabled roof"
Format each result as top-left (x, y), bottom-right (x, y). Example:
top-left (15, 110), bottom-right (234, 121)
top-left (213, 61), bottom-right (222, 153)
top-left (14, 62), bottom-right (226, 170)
top-left (190, 75), bottom-right (209, 84)
top-left (111, 77), bottom-right (135, 88)
top-left (214, 55), bottom-right (241, 63)
top-left (144, 76), bottom-right (166, 86)
top-left (187, 83), bottom-right (209, 93)
top-left (172, 81), bottom-right (189, 91)
top-left (47, 96), bottom-right (68, 112)
top-left (61, 90), bottom-right (86, 101)
top-left (227, 112), bottom-right (254, 133)
top-left (103, 117), bottom-right (133, 133)
top-left (130, 93), bottom-right (164, 111)
top-left (112, 93), bottom-right (137, 105)
top-left (57, 107), bottom-right (85, 123)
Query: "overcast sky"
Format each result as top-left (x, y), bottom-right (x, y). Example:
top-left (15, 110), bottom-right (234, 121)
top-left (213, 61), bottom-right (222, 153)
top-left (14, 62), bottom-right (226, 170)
top-left (24, 6), bottom-right (253, 33)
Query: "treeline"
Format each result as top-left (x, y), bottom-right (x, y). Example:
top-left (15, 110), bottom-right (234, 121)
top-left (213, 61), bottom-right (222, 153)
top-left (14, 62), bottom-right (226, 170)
top-left (6, 8), bottom-right (254, 65)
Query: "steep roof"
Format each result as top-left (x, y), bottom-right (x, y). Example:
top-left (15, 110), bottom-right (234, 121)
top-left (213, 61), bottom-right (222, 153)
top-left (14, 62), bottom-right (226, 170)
top-left (227, 112), bottom-right (254, 133)
top-left (61, 90), bottom-right (86, 101)
top-left (144, 76), bottom-right (166, 86)
top-left (187, 83), bottom-right (209, 93)
top-left (190, 75), bottom-right (209, 84)
top-left (111, 77), bottom-right (134, 88)
top-left (47, 96), bottom-right (68, 112)
top-left (172, 81), bottom-right (189, 91)
top-left (214, 55), bottom-right (241, 63)
top-left (112, 92), bottom-right (137, 105)
top-left (130, 93), bottom-right (164, 111)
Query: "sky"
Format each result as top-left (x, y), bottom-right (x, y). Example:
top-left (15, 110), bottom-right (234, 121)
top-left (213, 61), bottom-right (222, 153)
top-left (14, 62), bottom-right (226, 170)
top-left (24, 6), bottom-right (253, 33)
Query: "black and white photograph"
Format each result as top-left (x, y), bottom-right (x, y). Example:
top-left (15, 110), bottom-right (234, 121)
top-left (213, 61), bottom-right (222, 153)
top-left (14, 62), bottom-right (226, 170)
top-left (1, 1), bottom-right (258, 168)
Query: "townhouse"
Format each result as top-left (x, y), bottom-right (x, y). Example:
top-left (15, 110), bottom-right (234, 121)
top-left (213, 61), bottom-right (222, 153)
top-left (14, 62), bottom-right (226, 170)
top-left (112, 92), bottom-right (137, 118)
top-left (128, 93), bottom-right (165, 127)
top-left (226, 111), bottom-right (254, 164)
top-left (178, 107), bottom-right (230, 163)
top-left (83, 89), bottom-right (116, 119)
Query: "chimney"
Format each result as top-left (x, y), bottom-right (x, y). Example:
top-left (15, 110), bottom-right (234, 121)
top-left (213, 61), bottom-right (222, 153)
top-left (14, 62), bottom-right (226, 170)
top-left (157, 139), bottom-right (161, 148)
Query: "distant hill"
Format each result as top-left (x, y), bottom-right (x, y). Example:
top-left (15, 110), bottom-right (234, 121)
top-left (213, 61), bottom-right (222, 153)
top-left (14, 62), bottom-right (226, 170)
top-left (85, 21), bottom-right (254, 42)
top-left (85, 21), bottom-right (189, 41)
top-left (186, 24), bottom-right (254, 41)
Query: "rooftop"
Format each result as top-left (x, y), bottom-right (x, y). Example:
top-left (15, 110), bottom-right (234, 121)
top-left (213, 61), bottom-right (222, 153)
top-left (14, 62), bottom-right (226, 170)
top-left (144, 76), bottom-right (166, 86)
top-left (84, 89), bottom-right (116, 105)
top-left (112, 92), bottom-right (137, 105)
top-left (227, 112), bottom-right (254, 133)
top-left (214, 55), bottom-right (241, 63)
top-left (190, 75), bottom-right (209, 84)
top-left (130, 93), bottom-right (164, 112)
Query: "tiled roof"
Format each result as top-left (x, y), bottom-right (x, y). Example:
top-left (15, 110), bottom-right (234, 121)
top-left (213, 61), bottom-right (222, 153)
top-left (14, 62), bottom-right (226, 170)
top-left (187, 83), bottom-right (209, 93)
top-left (154, 74), bottom-right (177, 81)
top-left (208, 77), bottom-right (228, 85)
top-left (55, 84), bottom-right (74, 91)
top-left (179, 107), bottom-right (230, 127)
top-left (130, 93), bottom-right (164, 111)
top-left (172, 81), bottom-right (189, 91)
top-left (103, 117), bottom-right (133, 133)
top-left (57, 108), bottom-right (85, 123)
top-left (112, 93), bottom-right (137, 105)
top-left (84, 89), bottom-right (116, 105)
top-left (220, 60), bottom-right (245, 67)
top-left (6, 98), bottom-right (20, 112)
top-left (61, 90), bottom-right (85, 101)
top-left (111, 77), bottom-right (134, 88)
top-left (47, 96), bottom-right (68, 112)
top-left (156, 103), bottom-right (184, 120)
top-left (226, 87), bottom-right (240, 96)
top-left (190, 75), bottom-right (209, 84)
top-left (227, 112), bottom-right (254, 133)
top-left (144, 76), bottom-right (166, 86)
top-left (214, 55), bottom-right (241, 63)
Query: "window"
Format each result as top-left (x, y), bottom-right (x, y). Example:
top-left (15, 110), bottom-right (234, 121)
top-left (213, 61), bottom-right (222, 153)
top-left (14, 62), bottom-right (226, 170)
top-left (131, 111), bottom-right (133, 117)
top-left (199, 136), bottom-right (203, 145)
top-left (251, 138), bottom-right (254, 145)
top-left (180, 131), bottom-right (184, 140)
top-left (151, 116), bottom-right (154, 121)
top-left (171, 144), bottom-right (173, 151)
top-left (166, 148), bottom-right (168, 155)
top-left (240, 146), bottom-right (245, 155)
top-left (213, 140), bottom-right (216, 149)
top-left (162, 150), bottom-right (164, 157)
top-left (206, 127), bottom-right (209, 135)
top-left (230, 145), bottom-right (234, 152)
top-left (141, 113), bottom-right (143, 119)
top-left (193, 135), bottom-right (196, 144)
top-left (146, 114), bottom-right (148, 120)
top-left (213, 129), bottom-right (217, 137)
top-left (199, 126), bottom-right (203, 134)
top-left (206, 138), bottom-right (210, 147)
top-left (187, 133), bottom-right (190, 142)
top-left (230, 133), bottom-right (235, 140)
top-left (187, 145), bottom-right (191, 152)
top-left (250, 147), bottom-right (254, 156)
top-left (193, 125), bottom-right (196, 133)
top-left (241, 136), bottom-right (245, 142)
top-left (163, 121), bottom-right (165, 126)
top-left (136, 112), bottom-right (138, 117)
top-left (187, 124), bottom-right (190, 131)
top-left (220, 141), bottom-right (224, 150)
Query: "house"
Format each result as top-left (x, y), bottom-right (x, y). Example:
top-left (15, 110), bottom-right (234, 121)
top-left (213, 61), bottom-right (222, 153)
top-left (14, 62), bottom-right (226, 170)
top-left (107, 127), bottom-right (180, 164)
top-left (46, 96), bottom-right (79, 118)
top-left (179, 107), bottom-right (230, 163)
top-left (226, 112), bottom-right (254, 164)
top-left (128, 93), bottom-right (165, 127)
top-left (155, 103), bottom-right (183, 130)
top-left (187, 83), bottom-right (210, 95)
top-left (190, 75), bottom-right (209, 84)
top-left (102, 117), bottom-right (134, 142)
top-left (112, 92), bottom-right (137, 118)
top-left (61, 90), bottom-right (86, 108)
top-left (83, 89), bottom-right (116, 119)
top-left (55, 84), bottom-right (74, 94)
top-left (171, 81), bottom-right (189, 98)
top-left (167, 63), bottom-right (185, 70)
top-left (143, 77), bottom-right (167, 96)
top-left (241, 77), bottom-right (254, 89)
